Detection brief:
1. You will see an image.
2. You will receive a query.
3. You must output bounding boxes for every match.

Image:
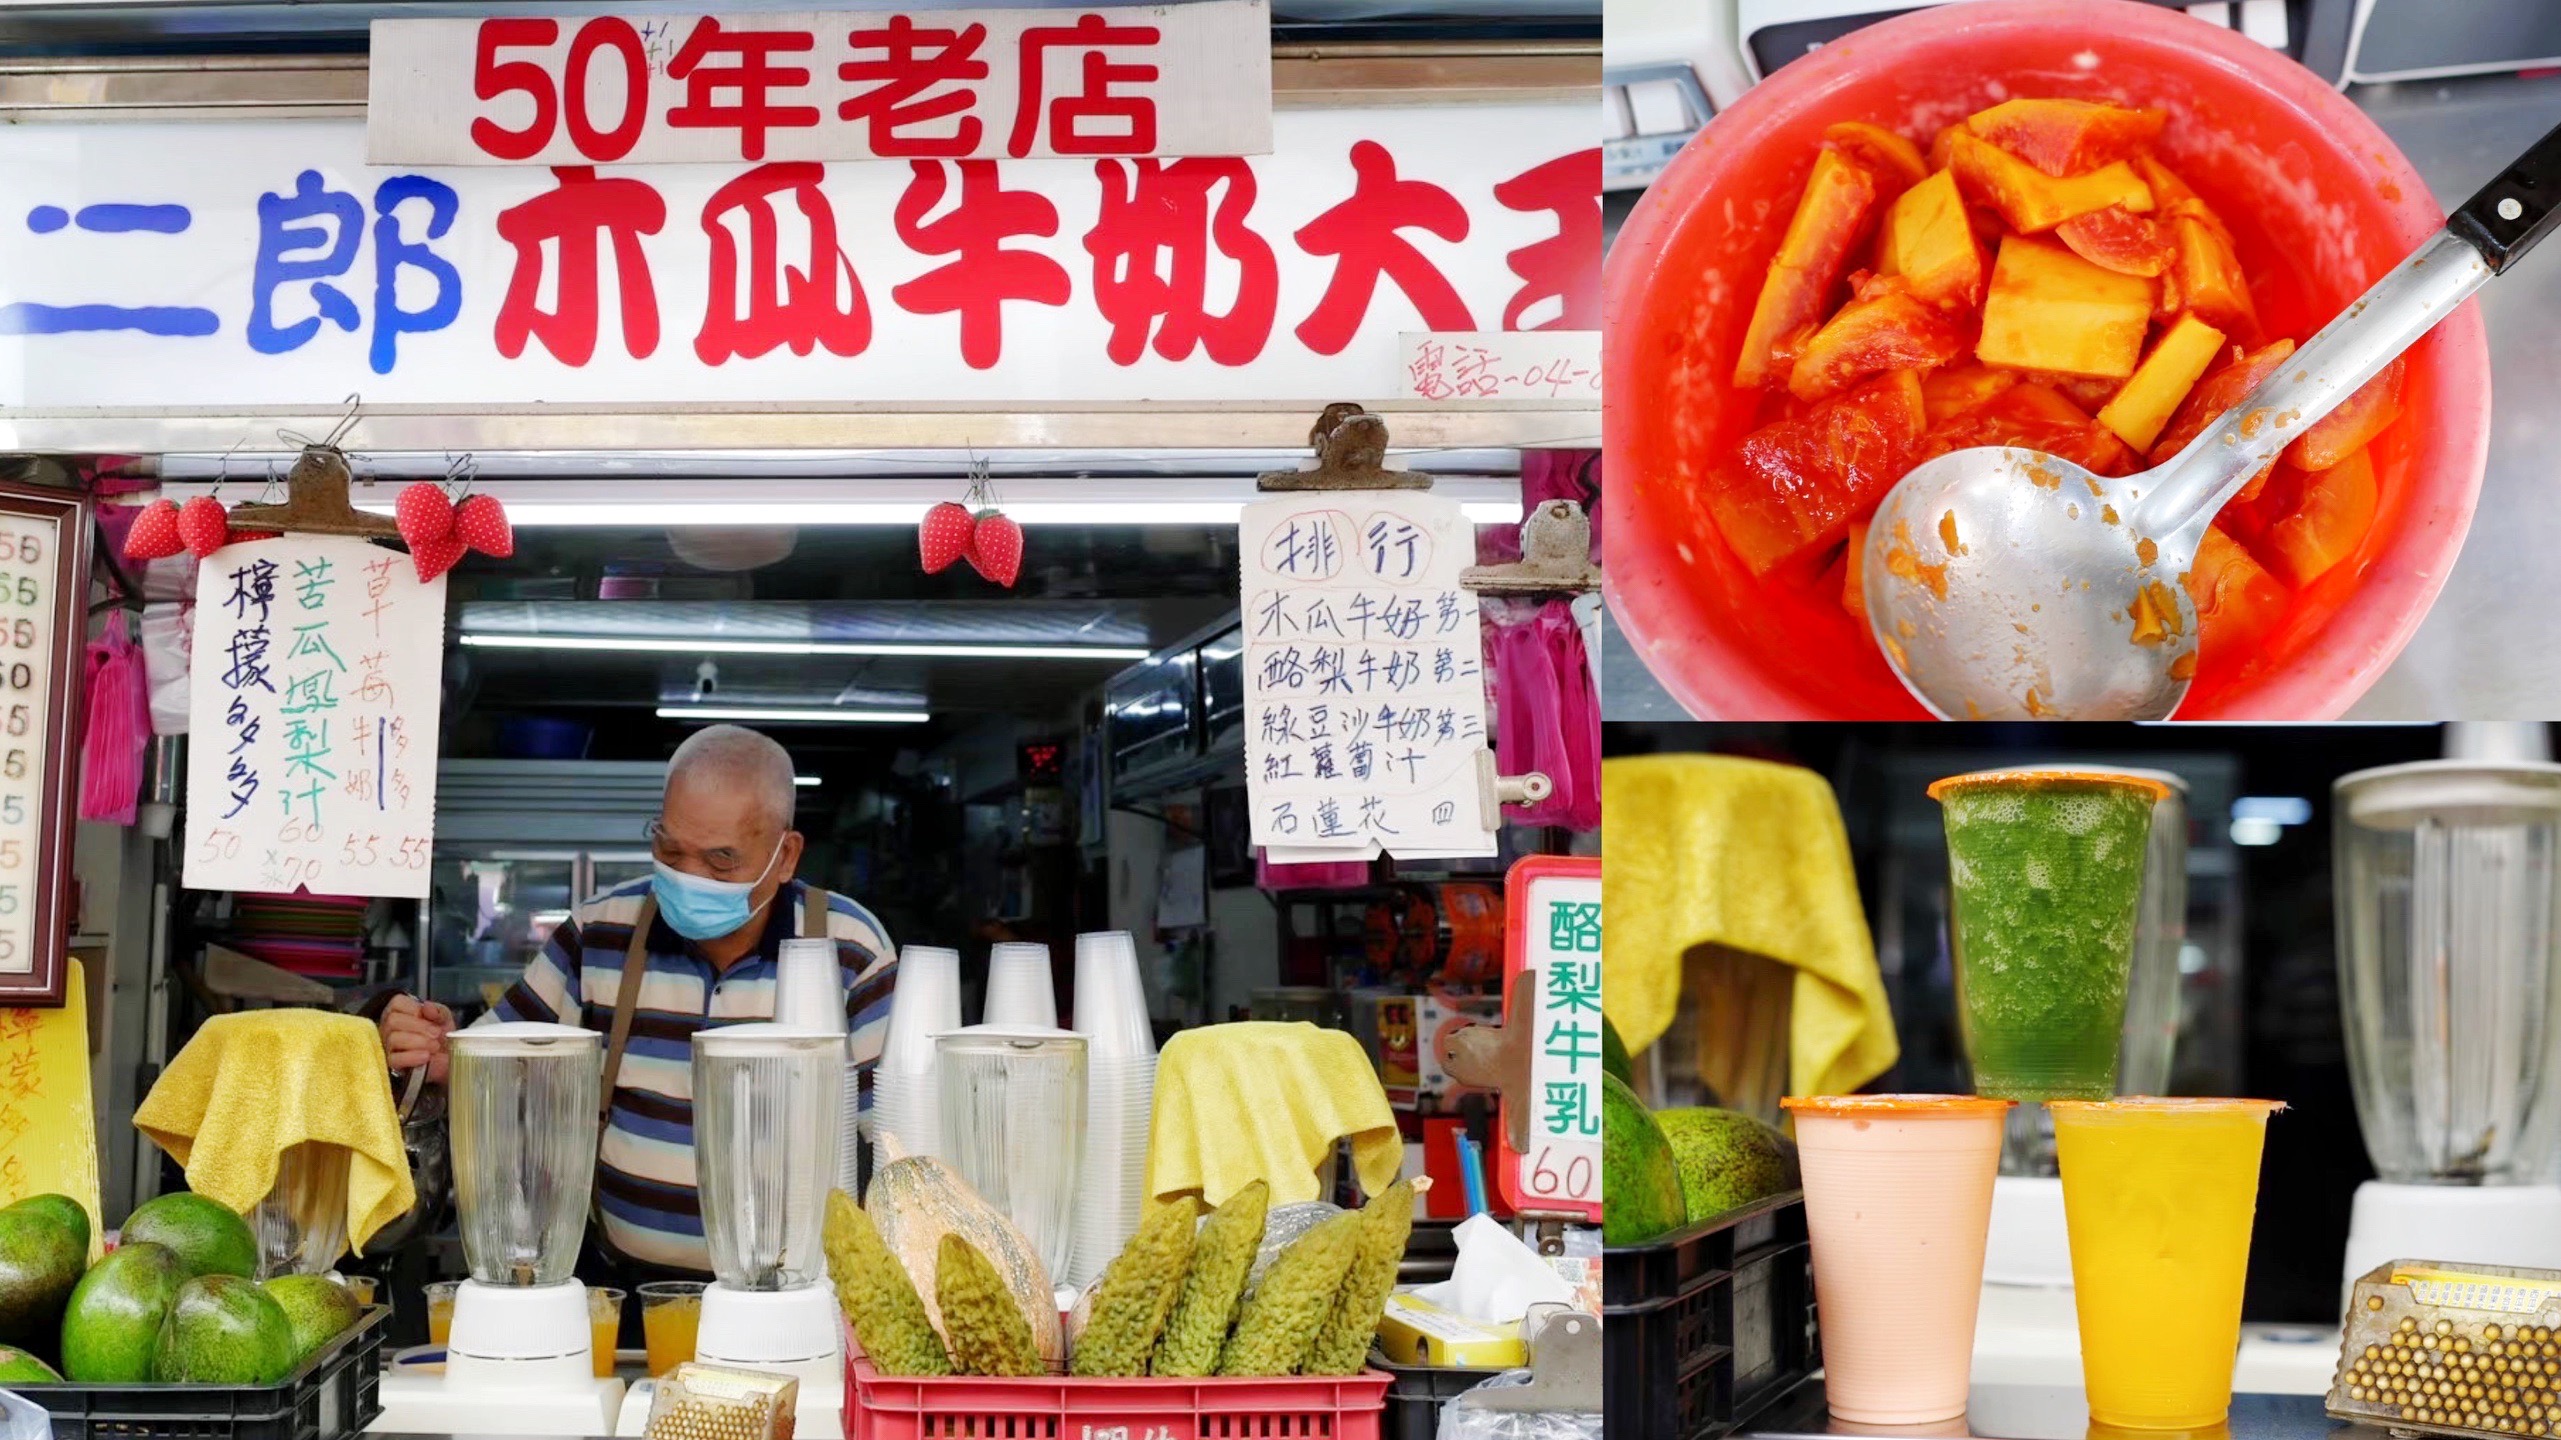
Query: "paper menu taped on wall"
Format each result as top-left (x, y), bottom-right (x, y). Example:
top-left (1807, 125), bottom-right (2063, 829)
top-left (183, 534), bottom-right (447, 899)
top-left (0, 959), bottom-right (103, 1261)
top-left (1238, 491), bottom-right (1493, 859)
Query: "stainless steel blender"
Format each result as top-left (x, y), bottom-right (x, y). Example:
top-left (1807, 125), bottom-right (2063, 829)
top-left (375, 1021), bottom-right (623, 1433)
top-left (2334, 758), bottom-right (2561, 1304)
top-left (692, 1023), bottom-right (846, 1438)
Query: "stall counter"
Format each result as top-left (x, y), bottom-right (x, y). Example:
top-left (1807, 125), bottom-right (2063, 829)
top-left (1747, 1385), bottom-right (2346, 1440)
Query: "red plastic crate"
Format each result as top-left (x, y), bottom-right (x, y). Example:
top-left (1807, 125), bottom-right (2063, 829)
top-left (845, 1355), bottom-right (1394, 1440)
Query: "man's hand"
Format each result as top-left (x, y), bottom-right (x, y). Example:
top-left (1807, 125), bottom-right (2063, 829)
top-left (381, 994), bottom-right (457, 1084)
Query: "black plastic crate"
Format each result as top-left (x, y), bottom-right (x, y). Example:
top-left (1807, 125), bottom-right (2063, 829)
top-left (1604, 1190), bottom-right (1817, 1440)
top-left (11, 1304), bottom-right (387, 1440)
top-left (1379, 1355), bottom-right (1507, 1440)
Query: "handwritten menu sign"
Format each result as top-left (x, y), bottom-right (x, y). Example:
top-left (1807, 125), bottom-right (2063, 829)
top-left (1497, 856), bottom-right (1601, 1222)
top-left (0, 959), bottom-right (103, 1259)
top-left (1238, 490), bottom-right (1491, 859)
top-left (183, 534), bottom-right (447, 899)
top-left (1397, 330), bottom-right (1601, 401)
top-left (0, 508), bottom-right (63, 991)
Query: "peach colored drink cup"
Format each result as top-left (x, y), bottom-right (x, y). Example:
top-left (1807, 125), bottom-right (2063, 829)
top-left (1783, 1095), bottom-right (2013, 1425)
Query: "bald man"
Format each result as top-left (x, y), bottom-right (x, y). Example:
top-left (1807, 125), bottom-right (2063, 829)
top-left (378, 725), bottom-right (896, 1275)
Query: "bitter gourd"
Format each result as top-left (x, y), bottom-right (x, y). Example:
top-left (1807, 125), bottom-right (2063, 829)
top-left (823, 1188), bottom-right (952, 1376)
top-left (1150, 1181), bottom-right (1270, 1376)
top-left (1216, 1210), bottom-right (1362, 1376)
top-left (1302, 1179), bottom-right (1415, 1375)
top-left (1069, 1196), bottom-right (1200, 1377)
top-left (936, 1233), bottom-right (1046, 1376)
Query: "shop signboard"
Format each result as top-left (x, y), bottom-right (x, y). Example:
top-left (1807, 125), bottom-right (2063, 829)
top-left (367, 3), bottom-right (1274, 166)
top-left (182, 534), bottom-right (449, 901)
top-left (0, 106), bottom-right (1596, 409)
top-left (1497, 854), bottom-right (1601, 1222)
top-left (1237, 489), bottom-right (1493, 860)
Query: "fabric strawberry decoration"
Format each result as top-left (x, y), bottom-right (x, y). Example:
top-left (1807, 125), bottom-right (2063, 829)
top-left (177, 495), bottom-right (231, 559)
top-left (411, 534), bottom-right (468, 584)
top-left (454, 494), bottom-right (513, 559)
top-left (395, 482), bottom-right (455, 551)
top-left (123, 500), bottom-right (184, 561)
top-left (967, 510), bottom-right (1024, 588)
top-left (919, 501), bottom-right (975, 574)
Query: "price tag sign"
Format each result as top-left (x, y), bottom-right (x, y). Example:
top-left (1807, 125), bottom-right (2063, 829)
top-left (0, 486), bottom-right (88, 1008)
top-left (1497, 854), bottom-right (1602, 1222)
top-left (183, 534), bottom-right (448, 899)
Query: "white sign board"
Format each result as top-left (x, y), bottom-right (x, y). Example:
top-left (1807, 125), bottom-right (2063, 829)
top-left (1508, 859), bottom-right (1602, 1220)
top-left (183, 534), bottom-right (447, 899)
top-left (1237, 490), bottom-right (1491, 860)
top-left (0, 109), bottom-right (1597, 407)
top-left (1398, 329), bottom-right (1599, 401)
top-left (367, 3), bottom-right (1273, 167)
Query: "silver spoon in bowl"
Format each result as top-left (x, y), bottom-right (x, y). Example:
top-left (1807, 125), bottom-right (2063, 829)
top-left (1860, 120), bottom-right (2561, 720)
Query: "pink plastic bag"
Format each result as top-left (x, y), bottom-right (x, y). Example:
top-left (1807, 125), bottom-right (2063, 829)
top-left (79, 612), bottom-right (150, 825)
top-left (1490, 598), bottom-right (1598, 831)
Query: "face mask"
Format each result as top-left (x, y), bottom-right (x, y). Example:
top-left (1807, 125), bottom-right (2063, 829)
top-left (652, 837), bottom-right (785, 942)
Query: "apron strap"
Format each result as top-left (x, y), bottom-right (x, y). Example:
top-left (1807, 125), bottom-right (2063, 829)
top-left (802, 885), bottom-right (832, 941)
top-left (592, 896), bottom-right (657, 1237)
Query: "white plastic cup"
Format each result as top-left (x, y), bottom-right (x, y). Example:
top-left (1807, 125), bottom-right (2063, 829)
top-left (985, 943), bottom-right (1059, 1029)
top-left (775, 937), bottom-right (847, 1034)
top-left (1072, 932), bottom-right (1155, 1061)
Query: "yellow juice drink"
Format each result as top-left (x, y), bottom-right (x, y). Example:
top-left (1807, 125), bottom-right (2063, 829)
top-left (640, 1282), bottom-right (705, 1377)
top-left (1782, 1095), bottom-right (2012, 1425)
top-left (2052, 1098), bottom-right (2281, 1429)
top-left (589, 1287), bottom-right (625, 1378)
top-left (424, 1281), bottom-right (457, 1349)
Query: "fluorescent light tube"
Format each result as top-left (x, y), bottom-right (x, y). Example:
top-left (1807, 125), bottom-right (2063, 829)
top-left (461, 634), bottom-right (1150, 661)
top-left (658, 705), bottom-right (931, 725)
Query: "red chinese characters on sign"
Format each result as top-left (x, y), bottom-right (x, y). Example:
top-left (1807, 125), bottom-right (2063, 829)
top-left (1494, 148), bottom-right (1601, 332)
top-left (1294, 141), bottom-right (1475, 356)
top-left (494, 166), bottom-right (667, 364)
top-left (891, 161), bottom-right (1071, 370)
top-left (1086, 159), bottom-right (1276, 366)
top-left (665, 18), bottom-right (823, 162)
top-left (1011, 14), bottom-right (1160, 158)
top-left (837, 16), bottom-right (990, 157)
top-left (697, 162), bottom-right (872, 364)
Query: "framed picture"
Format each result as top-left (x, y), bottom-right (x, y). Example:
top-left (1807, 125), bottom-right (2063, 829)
top-left (0, 483), bottom-right (91, 1007)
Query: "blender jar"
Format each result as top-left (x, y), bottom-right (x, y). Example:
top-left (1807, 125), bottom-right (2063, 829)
top-left (2336, 761), bottom-right (2561, 1184)
top-left (448, 1022), bottom-right (604, 1286)
top-left (693, 1024), bottom-right (842, 1290)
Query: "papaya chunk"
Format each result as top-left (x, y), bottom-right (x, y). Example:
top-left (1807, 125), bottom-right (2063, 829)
top-left (2184, 524), bottom-right (2289, 658)
top-left (1843, 518), bottom-right (1871, 620)
top-left (1947, 130), bottom-right (2153, 234)
top-left (1965, 98), bottom-right (2168, 178)
top-left (1976, 235), bottom-right (2155, 379)
top-left (2285, 357), bottom-right (2403, 472)
top-left (2097, 312), bottom-right (2226, 452)
top-left (1705, 370), bottom-right (1929, 577)
top-left (1824, 121), bottom-right (1929, 194)
top-left (2056, 206), bottom-right (2175, 277)
top-left (1787, 282), bottom-right (1969, 402)
top-left (1735, 149), bottom-right (1881, 389)
top-left (2171, 215), bottom-right (2257, 341)
top-left (1921, 363), bottom-right (2019, 425)
top-left (1918, 380), bottom-right (2137, 479)
top-left (2259, 448), bottom-right (2379, 588)
top-left (1880, 169), bottom-right (1988, 307)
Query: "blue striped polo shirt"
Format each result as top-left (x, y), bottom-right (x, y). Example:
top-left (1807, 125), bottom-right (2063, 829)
top-left (494, 875), bottom-right (896, 1274)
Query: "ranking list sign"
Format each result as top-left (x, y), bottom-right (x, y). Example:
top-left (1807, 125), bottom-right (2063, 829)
top-left (1238, 490), bottom-right (1491, 860)
top-left (0, 512), bottom-right (61, 986)
top-left (1497, 855), bottom-right (1601, 1223)
top-left (183, 534), bottom-right (447, 899)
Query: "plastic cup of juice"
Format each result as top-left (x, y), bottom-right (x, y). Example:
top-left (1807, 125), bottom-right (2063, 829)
top-left (423, 1280), bottom-right (458, 1349)
top-left (340, 1274), bottom-right (377, 1309)
top-left (1782, 1094), bottom-right (2013, 1424)
top-left (1929, 769), bottom-right (2168, 1100)
top-left (639, 1281), bottom-right (706, 1377)
top-left (588, 1286), bottom-right (626, 1379)
top-left (2052, 1098), bottom-right (2283, 1428)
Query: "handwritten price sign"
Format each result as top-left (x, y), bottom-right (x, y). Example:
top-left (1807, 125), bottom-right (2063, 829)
top-left (183, 534), bottom-right (448, 900)
top-left (1496, 855), bottom-right (1602, 1222)
top-left (1398, 330), bottom-right (1600, 401)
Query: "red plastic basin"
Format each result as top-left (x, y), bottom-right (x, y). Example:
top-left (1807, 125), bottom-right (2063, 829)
top-left (1604, 0), bottom-right (2490, 719)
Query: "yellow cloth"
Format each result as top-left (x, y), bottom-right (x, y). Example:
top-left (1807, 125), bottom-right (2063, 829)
top-left (1603, 754), bottom-right (1899, 1097)
top-left (1147, 1022), bottom-right (1404, 1207)
top-left (132, 1009), bottom-right (415, 1255)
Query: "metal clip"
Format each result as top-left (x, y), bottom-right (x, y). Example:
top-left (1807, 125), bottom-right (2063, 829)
top-left (1459, 499), bottom-right (1601, 595)
top-left (1464, 1304), bottom-right (1602, 1414)
top-left (1256, 403), bottom-right (1431, 492)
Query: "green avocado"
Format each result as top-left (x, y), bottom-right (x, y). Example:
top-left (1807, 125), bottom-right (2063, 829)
top-left (0, 1342), bottom-right (59, 1383)
top-left (60, 1240), bottom-right (186, 1382)
top-left (1601, 1016), bottom-right (1634, 1089)
top-left (1658, 1107), bottom-right (1795, 1223)
top-left (152, 1275), bottom-right (295, 1385)
top-left (120, 1192), bottom-right (258, 1281)
top-left (5, 1195), bottom-right (90, 1260)
top-left (0, 1206), bottom-right (83, 1353)
top-left (260, 1274), bottom-right (362, 1372)
top-left (1601, 1073), bottom-right (1687, 1247)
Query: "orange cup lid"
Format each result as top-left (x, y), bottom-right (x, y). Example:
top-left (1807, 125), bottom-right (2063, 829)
top-left (2046, 1096), bottom-right (2286, 1117)
top-left (1781, 1093), bottom-right (2015, 1118)
top-left (1926, 769), bottom-right (2172, 803)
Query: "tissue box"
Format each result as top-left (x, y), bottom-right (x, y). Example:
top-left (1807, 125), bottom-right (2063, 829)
top-left (1376, 1292), bottom-right (1525, 1368)
top-left (646, 1363), bottom-right (799, 1440)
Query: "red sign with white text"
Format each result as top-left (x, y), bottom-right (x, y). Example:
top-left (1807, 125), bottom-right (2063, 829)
top-left (367, 2), bottom-right (1273, 166)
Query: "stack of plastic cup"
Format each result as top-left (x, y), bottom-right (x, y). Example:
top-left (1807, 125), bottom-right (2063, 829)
top-left (984, 943), bottom-right (1058, 1028)
top-left (1067, 930), bottom-right (1158, 1289)
top-left (872, 945), bottom-right (960, 1171)
top-left (773, 937), bottom-right (852, 1195)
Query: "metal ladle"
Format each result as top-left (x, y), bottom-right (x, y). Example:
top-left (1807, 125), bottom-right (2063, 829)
top-left (1861, 120), bottom-right (2561, 720)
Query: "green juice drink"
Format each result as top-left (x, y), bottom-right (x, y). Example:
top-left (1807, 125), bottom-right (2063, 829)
top-left (1928, 770), bottom-right (2165, 1101)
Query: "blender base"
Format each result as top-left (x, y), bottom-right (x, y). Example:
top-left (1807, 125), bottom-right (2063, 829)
top-left (696, 1284), bottom-right (845, 1440)
top-left (370, 1279), bottom-right (624, 1435)
top-left (2343, 1181), bottom-right (2561, 1311)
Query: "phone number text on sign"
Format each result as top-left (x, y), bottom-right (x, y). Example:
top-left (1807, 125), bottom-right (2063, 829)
top-left (367, 2), bottom-right (1274, 166)
top-left (183, 533), bottom-right (448, 901)
top-left (0, 519), bottom-right (58, 979)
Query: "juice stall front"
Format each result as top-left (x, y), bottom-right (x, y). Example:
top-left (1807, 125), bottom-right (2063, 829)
top-left (0, 6), bottom-right (1603, 1436)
